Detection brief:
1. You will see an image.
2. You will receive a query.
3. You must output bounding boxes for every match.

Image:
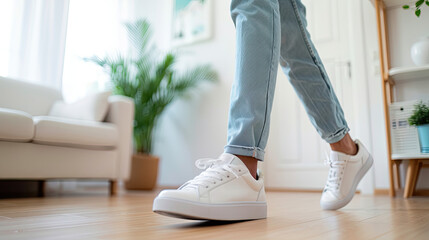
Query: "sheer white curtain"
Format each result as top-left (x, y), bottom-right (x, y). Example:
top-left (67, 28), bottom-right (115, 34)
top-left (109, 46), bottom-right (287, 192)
top-left (0, 1), bottom-right (14, 77)
top-left (0, 0), bottom-right (135, 100)
top-left (61, 0), bottom-right (135, 102)
top-left (7, 0), bottom-right (70, 90)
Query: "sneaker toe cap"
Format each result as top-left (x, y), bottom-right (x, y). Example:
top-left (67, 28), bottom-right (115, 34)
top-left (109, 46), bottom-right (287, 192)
top-left (157, 189), bottom-right (200, 202)
top-left (320, 190), bottom-right (340, 203)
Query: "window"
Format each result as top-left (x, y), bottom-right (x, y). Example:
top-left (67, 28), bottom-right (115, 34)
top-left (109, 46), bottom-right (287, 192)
top-left (62, 0), bottom-right (133, 102)
top-left (0, 1), bottom-right (14, 77)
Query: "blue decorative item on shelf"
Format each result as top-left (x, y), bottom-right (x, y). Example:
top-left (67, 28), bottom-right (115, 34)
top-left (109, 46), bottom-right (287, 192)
top-left (417, 124), bottom-right (429, 153)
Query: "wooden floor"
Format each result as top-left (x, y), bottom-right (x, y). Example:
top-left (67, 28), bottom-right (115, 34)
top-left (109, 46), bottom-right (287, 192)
top-left (0, 189), bottom-right (429, 240)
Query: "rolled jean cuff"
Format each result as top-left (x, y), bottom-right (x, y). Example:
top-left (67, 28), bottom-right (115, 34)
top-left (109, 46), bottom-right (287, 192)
top-left (224, 145), bottom-right (265, 161)
top-left (324, 126), bottom-right (350, 144)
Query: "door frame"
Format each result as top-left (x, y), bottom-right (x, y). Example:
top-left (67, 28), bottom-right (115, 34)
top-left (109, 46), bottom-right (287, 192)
top-left (346, 0), bottom-right (375, 194)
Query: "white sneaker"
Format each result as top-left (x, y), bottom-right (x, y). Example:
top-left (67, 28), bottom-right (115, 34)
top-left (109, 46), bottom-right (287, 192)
top-left (152, 153), bottom-right (267, 220)
top-left (320, 139), bottom-right (373, 210)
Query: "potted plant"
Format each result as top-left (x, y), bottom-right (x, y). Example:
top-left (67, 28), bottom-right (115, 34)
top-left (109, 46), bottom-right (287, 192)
top-left (88, 19), bottom-right (217, 190)
top-left (408, 101), bottom-right (429, 153)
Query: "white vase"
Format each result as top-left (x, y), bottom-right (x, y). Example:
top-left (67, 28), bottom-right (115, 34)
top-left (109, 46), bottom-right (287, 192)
top-left (411, 36), bottom-right (429, 66)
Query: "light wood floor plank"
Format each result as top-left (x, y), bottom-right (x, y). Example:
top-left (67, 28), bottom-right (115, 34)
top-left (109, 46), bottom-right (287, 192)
top-left (0, 190), bottom-right (428, 240)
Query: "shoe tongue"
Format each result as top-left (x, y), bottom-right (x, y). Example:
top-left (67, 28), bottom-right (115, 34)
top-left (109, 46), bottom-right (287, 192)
top-left (330, 150), bottom-right (348, 162)
top-left (218, 153), bottom-right (246, 167)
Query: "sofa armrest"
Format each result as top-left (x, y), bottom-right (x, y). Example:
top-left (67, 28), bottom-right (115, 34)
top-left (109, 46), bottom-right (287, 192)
top-left (105, 95), bottom-right (134, 181)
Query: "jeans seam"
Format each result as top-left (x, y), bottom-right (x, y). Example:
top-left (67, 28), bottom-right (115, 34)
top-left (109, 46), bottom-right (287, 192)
top-left (224, 145), bottom-right (265, 161)
top-left (325, 127), bottom-right (349, 143)
top-left (256, 5), bottom-right (276, 148)
top-left (225, 145), bottom-right (265, 151)
top-left (290, 0), bottom-right (318, 67)
top-left (290, 0), bottom-right (342, 137)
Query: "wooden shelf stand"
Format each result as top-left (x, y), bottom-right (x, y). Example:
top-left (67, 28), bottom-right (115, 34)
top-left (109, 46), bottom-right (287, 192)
top-left (373, 0), bottom-right (429, 198)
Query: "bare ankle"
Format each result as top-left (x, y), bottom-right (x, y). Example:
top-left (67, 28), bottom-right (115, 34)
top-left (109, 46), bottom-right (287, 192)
top-left (330, 133), bottom-right (358, 155)
top-left (235, 155), bottom-right (258, 179)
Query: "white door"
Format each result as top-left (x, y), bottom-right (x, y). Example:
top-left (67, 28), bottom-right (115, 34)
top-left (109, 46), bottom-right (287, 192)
top-left (265, 0), bottom-right (356, 190)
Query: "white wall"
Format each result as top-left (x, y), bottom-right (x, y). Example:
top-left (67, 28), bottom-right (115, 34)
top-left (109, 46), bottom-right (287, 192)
top-left (361, 0), bottom-right (390, 190)
top-left (134, 0), bottom-right (236, 186)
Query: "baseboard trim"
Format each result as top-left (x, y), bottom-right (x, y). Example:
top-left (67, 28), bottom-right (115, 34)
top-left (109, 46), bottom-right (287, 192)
top-left (155, 186), bottom-right (180, 191)
top-left (374, 188), bottom-right (429, 196)
top-left (374, 189), bottom-right (390, 195)
top-left (414, 189), bottom-right (429, 196)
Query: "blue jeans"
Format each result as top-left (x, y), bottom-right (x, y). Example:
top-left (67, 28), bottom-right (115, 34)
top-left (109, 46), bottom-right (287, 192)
top-left (224, 0), bottom-right (349, 161)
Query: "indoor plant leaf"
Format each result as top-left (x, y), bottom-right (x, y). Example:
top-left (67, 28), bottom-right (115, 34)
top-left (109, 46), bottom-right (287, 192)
top-left (87, 19), bottom-right (218, 154)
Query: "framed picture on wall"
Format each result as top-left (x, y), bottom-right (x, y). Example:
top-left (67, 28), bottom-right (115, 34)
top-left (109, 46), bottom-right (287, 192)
top-left (172, 0), bottom-right (212, 47)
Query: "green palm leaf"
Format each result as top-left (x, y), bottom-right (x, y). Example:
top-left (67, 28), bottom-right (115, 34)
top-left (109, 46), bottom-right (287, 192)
top-left (87, 19), bottom-right (217, 153)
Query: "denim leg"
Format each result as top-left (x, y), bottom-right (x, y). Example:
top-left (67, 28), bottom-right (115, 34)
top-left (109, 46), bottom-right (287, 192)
top-left (278, 0), bottom-right (349, 143)
top-left (225, 0), bottom-right (281, 161)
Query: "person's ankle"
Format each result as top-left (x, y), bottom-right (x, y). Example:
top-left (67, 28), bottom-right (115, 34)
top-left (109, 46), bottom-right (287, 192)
top-left (330, 133), bottom-right (358, 155)
top-left (235, 155), bottom-right (258, 179)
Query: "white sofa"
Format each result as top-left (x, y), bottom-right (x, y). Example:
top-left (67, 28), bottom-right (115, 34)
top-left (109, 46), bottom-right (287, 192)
top-left (0, 77), bottom-right (134, 195)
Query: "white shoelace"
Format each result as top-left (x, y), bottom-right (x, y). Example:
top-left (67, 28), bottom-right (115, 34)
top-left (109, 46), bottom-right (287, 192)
top-left (179, 158), bottom-right (241, 190)
top-left (324, 155), bottom-right (347, 192)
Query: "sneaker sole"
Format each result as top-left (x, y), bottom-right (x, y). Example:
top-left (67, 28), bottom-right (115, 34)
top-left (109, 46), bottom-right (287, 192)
top-left (320, 155), bottom-right (374, 210)
top-left (153, 197), bottom-right (267, 221)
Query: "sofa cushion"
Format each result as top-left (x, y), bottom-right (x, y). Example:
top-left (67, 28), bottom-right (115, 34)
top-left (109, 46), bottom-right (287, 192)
top-left (0, 77), bottom-right (62, 116)
top-left (49, 91), bottom-right (111, 122)
top-left (33, 116), bottom-right (118, 149)
top-left (0, 108), bottom-right (34, 142)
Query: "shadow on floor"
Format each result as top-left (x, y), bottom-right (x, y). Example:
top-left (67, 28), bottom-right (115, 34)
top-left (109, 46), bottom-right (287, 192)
top-left (167, 220), bottom-right (251, 229)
